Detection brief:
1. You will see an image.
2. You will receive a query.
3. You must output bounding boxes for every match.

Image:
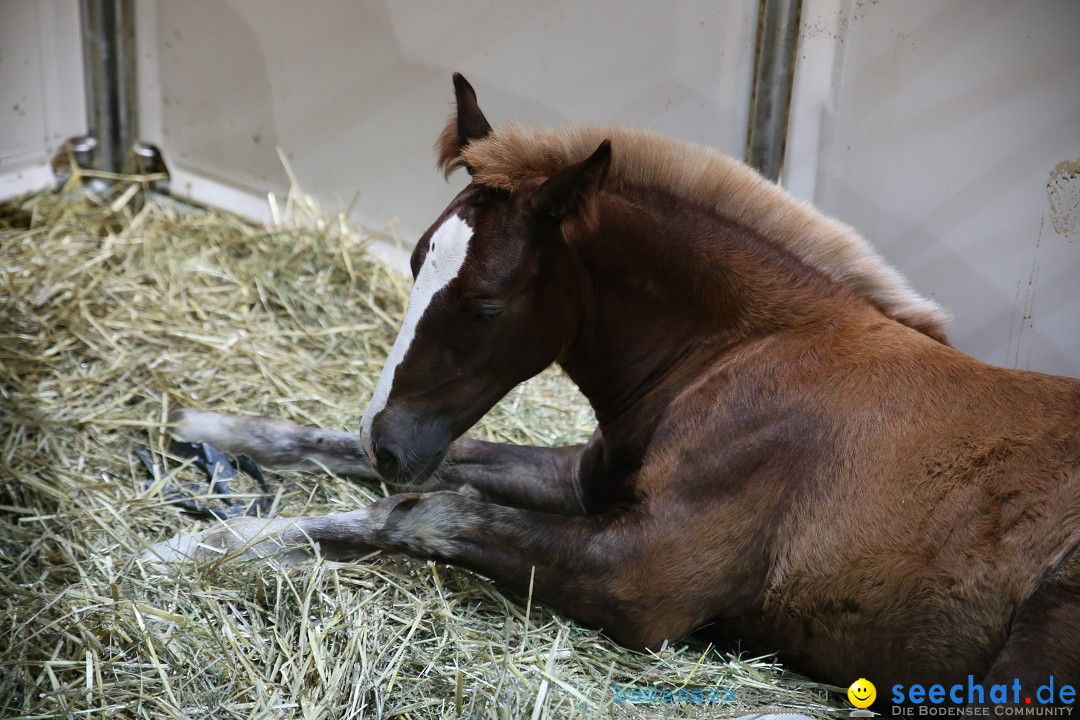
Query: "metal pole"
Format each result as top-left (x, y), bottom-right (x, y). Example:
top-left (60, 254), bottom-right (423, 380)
top-left (745, 0), bottom-right (802, 182)
top-left (78, 0), bottom-right (138, 176)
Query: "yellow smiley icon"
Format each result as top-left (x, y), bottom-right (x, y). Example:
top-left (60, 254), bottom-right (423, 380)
top-left (848, 678), bottom-right (877, 708)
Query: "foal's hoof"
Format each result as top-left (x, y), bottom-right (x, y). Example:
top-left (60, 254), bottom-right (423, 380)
top-left (141, 517), bottom-right (308, 568)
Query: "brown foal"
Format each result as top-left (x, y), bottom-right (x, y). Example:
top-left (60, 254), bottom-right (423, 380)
top-left (148, 75), bottom-right (1080, 709)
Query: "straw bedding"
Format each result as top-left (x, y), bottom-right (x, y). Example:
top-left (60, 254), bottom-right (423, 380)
top-left (0, 173), bottom-right (843, 719)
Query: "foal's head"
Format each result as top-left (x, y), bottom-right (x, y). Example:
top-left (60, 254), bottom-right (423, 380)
top-left (360, 74), bottom-right (609, 485)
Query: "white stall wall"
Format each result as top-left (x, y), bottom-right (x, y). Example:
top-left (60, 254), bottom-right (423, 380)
top-left (4, 1), bottom-right (1078, 377)
top-left (134, 0), bottom-right (758, 267)
top-left (0, 0), bottom-right (86, 198)
top-left (786, 0), bottom-right (1080, 376)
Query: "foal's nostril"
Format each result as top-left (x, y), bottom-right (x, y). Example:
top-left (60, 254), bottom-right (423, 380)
top-left (374, 444), bottom-right (401, 480)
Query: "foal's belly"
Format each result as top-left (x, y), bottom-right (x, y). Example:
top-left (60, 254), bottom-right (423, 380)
top-left (656, 356), bottom-right (1080, 689)
top-left (729, 479), bottom-right (1080, 690)
top-left (733, 572), bottom-right (1007, 689)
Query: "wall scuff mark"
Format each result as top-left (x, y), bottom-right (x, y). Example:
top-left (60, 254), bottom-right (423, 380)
top-left (1047, 159), bottom-right (1080, 238)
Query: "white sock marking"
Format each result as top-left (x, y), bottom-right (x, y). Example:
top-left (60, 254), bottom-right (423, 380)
top-left (360, 214), bottom-right (474, 457)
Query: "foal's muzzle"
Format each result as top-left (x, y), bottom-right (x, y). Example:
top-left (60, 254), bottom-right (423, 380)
top-left (364, 410), bottom-right (449, 487)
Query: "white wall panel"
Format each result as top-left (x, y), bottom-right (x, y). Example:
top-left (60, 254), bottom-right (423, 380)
top-left (787, 0), bottom-right (1080, 376)
top-left (8, 0), bottom-right (1076, 377)
top-left (136, 0), bottom-right (758, 267)
top-left (0, 0), bottom-right (86, 199)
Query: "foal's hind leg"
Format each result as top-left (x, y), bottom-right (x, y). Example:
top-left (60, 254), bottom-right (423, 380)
top-left (977, 553), bottom-right (1080, 708)
top-left (170, 409), bottom-right (597, 514)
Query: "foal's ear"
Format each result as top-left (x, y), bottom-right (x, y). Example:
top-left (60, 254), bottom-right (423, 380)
top-left (530, 140), bottom-right (612, 221)
top-left (436, 73), bottom-right (493, 177)
top-left (453, 73), bottom-right (492, 145)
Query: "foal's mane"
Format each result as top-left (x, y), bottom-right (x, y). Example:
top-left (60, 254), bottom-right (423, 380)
top-left (442, 121), bottom-right (950, 342)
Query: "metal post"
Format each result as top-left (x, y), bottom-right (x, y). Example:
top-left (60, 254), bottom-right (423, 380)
top-left (745, 0), bottom-right (802, 182)
top-left (78, 0), bottom-right (138, 176)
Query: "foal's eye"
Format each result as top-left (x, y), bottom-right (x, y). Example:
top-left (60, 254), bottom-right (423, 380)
top-left (460, 297), bottom-right (505, 322)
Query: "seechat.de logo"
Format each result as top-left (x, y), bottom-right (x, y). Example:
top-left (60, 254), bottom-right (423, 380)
top-left (888, 676), bottom-right (1076, 716)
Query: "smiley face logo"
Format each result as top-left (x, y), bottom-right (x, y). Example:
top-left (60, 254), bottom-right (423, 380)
top-left (848, 678), bottom-right (877, 708)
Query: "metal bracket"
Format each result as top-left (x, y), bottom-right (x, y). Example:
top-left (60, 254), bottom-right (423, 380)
top-left (79, 0), bottom-right (138, 175)
top-left (746, 0), bottom-right (803, 182)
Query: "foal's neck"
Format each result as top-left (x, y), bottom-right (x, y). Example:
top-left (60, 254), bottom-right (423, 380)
top-left (558, 186), bottom-right (863, 471)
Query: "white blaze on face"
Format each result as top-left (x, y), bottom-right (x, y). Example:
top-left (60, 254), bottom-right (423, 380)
top-left (360, 214), bottom-right (474, 459)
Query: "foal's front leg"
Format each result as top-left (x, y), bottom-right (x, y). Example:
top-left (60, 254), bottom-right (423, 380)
top-left (370, 491), bottom-right (691, 650)
top-left (143, 491), bottom-right (686, 649)
top-left (432, 434), bottom-right (601, 514)
top-left (141, 509), bottom-right (388, 566)
top-left (170, 409), bottom-right (598, 514)
top-left (169, 409), bottom-right (378, 478)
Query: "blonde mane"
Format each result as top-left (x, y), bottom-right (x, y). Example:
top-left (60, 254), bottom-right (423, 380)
top-left (453, 122), bottom-right (950, 341)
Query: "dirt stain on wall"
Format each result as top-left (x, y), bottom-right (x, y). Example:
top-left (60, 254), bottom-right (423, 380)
top-left (1047, 159), bottom-right (1080, 238)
